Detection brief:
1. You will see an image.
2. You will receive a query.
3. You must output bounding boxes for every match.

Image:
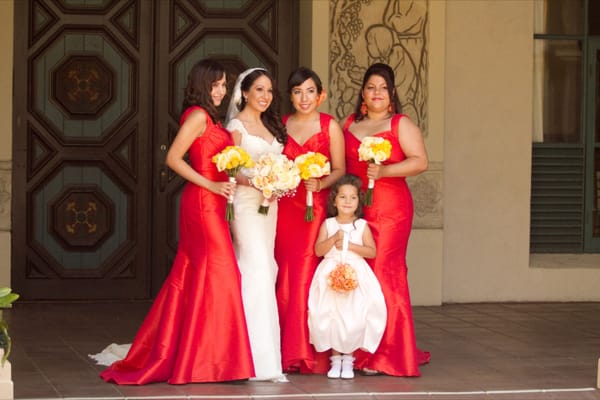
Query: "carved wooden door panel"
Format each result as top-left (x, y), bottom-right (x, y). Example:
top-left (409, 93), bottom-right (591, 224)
top-left (12, 0), bottom-right (154, 299)
top-left (13, 0), bottom-right (297, 299)
top-left (151, 0), bottom-right (297, 294)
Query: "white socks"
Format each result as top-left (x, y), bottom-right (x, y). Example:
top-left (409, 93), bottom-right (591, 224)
top-left (328, 354), bottom-right (354, 379)
top-left (327, 355), bottom-right (342, 378)
top-left (341, 354), bottom-right (355, 379)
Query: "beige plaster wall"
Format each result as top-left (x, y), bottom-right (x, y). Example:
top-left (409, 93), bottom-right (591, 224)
top-left (300, 0), bottom-right (331, 115)
top-left (443, 0), bottom-right (600, 302)
top-left (0, 0), bottom-right (13, 287)
top-left (409, 0), bottom-right (445, 306)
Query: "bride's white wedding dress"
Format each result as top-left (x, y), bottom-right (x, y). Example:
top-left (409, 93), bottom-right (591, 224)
top-left (226, 118), bottom-right (287, 382)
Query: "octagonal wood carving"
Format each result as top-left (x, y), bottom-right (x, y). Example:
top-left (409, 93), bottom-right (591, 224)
top-left (51, 185), bottom-right (114, 250)
top-left (53, 55), bottom-right (114, 118)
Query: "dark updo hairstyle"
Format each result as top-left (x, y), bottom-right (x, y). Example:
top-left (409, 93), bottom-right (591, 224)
top-left (327, 174), bottom-right (364, 219)
top-left (353, 62), bottom-right (402, 122)
top-left (181, 59), bottom-right (226, 123)
top-left (287, 66), bottom-right (323, 95)
top-left (238, 69), bottom-right (287, 145)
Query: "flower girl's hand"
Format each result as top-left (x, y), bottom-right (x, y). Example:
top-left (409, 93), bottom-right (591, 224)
top-left (333, 230), bottom-right (344, 250)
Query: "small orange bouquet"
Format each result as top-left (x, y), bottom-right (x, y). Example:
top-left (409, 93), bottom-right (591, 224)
top-left (327, 263), bottom-right (358, 293)
top-left (294, 152), bottom-right (331, 222)
top-left (212, 145), bottom-right (254, 221)
top-left (250, 153), bottom-right (301, 215)
top-left (358, 137), bottom-right (392, 206)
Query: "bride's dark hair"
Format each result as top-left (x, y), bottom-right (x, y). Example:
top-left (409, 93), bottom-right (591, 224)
top-left (238, 69), bottom-right (287, 145)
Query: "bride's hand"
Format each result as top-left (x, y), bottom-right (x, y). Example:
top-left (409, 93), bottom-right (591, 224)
top-left (263, 195), bottom-right (277, 204)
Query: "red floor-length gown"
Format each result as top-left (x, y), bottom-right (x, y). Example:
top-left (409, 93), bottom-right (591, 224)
top-left (100, 106), bottom-right (255, 385)
top-left (344, 113), bottom-right (430, 377)
top-left (275, 112), bottom-right (333, 374)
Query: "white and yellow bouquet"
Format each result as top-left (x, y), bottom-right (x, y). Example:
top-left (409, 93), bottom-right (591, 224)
top-left (327, 263), bottom-right (359, 293)
top-left (250, 153), bottom-right (301, 215)
top-left (294, 151), bottom-right (331, 222)
top-left (358, 137), bottom-right (392, 206)
top-left (212, 145), bottom-right (254, 221)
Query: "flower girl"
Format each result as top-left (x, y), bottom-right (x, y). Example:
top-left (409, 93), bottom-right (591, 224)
top-left (308, 174), bottom-right (387, 379)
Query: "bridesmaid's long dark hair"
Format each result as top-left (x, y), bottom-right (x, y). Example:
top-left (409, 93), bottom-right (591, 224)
top-left (238, 69), bottom-right (287, 145)
top-left (353, 63), bottom-right (402, 122)
top-left (181, 59), bottom-right (226, 123)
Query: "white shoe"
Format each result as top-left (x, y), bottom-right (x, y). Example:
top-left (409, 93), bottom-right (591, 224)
top-left (327, 355), bottom-right (342, 379)
top-left (341, 354), bottom-right (355, 379)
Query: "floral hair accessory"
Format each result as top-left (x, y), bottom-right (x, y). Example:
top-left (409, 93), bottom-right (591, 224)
top-left (316, 87), bottom-right (327, 107)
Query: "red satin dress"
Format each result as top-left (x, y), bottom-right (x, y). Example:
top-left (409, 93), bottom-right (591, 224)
top-left (100, 106), bottom-right (255, 384)
top-left (344, 113), bottom-right (430, 377)
top-left (275, 113), bottom-right (333, 374)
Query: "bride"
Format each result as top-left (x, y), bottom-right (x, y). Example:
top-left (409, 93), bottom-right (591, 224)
top-left (225, 67), bottom-right (288, 382)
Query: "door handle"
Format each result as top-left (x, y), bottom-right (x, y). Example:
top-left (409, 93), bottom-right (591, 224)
top-left (159, 165), bottom-right (168, 192)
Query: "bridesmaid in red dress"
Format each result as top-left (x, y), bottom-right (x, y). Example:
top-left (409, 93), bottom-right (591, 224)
top-left (343, 63), bottom-right (430, 377)
top-left (100, 59), bottom-right (254, 384)
top-left (275, 67), bottom-right (345, 373)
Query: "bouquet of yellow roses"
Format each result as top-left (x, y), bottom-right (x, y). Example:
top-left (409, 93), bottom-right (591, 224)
top-left (212, 145), bottom-right (254, 221)
top-left (358, 137), bottom-right (392, 206)
top-left (294, 151), bottom-right (331, 222)
top-left (250, 153), bottom-right (301, 215)
top-left (327, 263), bottom-right (358, 293)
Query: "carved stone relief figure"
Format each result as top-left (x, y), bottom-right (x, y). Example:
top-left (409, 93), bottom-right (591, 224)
top-left (330, 0), bottom-right (428, 135)
top-left (331, 0), bottom-right (441, 227)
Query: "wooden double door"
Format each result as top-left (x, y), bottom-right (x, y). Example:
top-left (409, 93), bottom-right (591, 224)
top-left (12, 0), bottom-right (297, 300)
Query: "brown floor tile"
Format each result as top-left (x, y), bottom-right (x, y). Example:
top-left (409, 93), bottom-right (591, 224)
top-left (7, 301), bottom-right (600, 400)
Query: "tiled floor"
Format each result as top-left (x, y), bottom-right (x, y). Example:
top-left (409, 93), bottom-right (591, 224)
top-left (5, 301), bottom-right (600, 400)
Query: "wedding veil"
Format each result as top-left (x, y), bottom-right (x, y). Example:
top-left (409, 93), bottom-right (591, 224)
top-left (225, 67), bottom-right (266, 125)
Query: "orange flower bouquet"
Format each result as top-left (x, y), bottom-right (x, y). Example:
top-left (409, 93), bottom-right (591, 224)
top-left (250, 153), bottom-right (301, 215)
top-left (358, 137), bottom-right (392, 206)
top-left (212, 145), bottom-right (254, 221)
top-left (327, 263), bottom-right (358, 293)
top-left (294, 151), bottom-right (331, 222)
